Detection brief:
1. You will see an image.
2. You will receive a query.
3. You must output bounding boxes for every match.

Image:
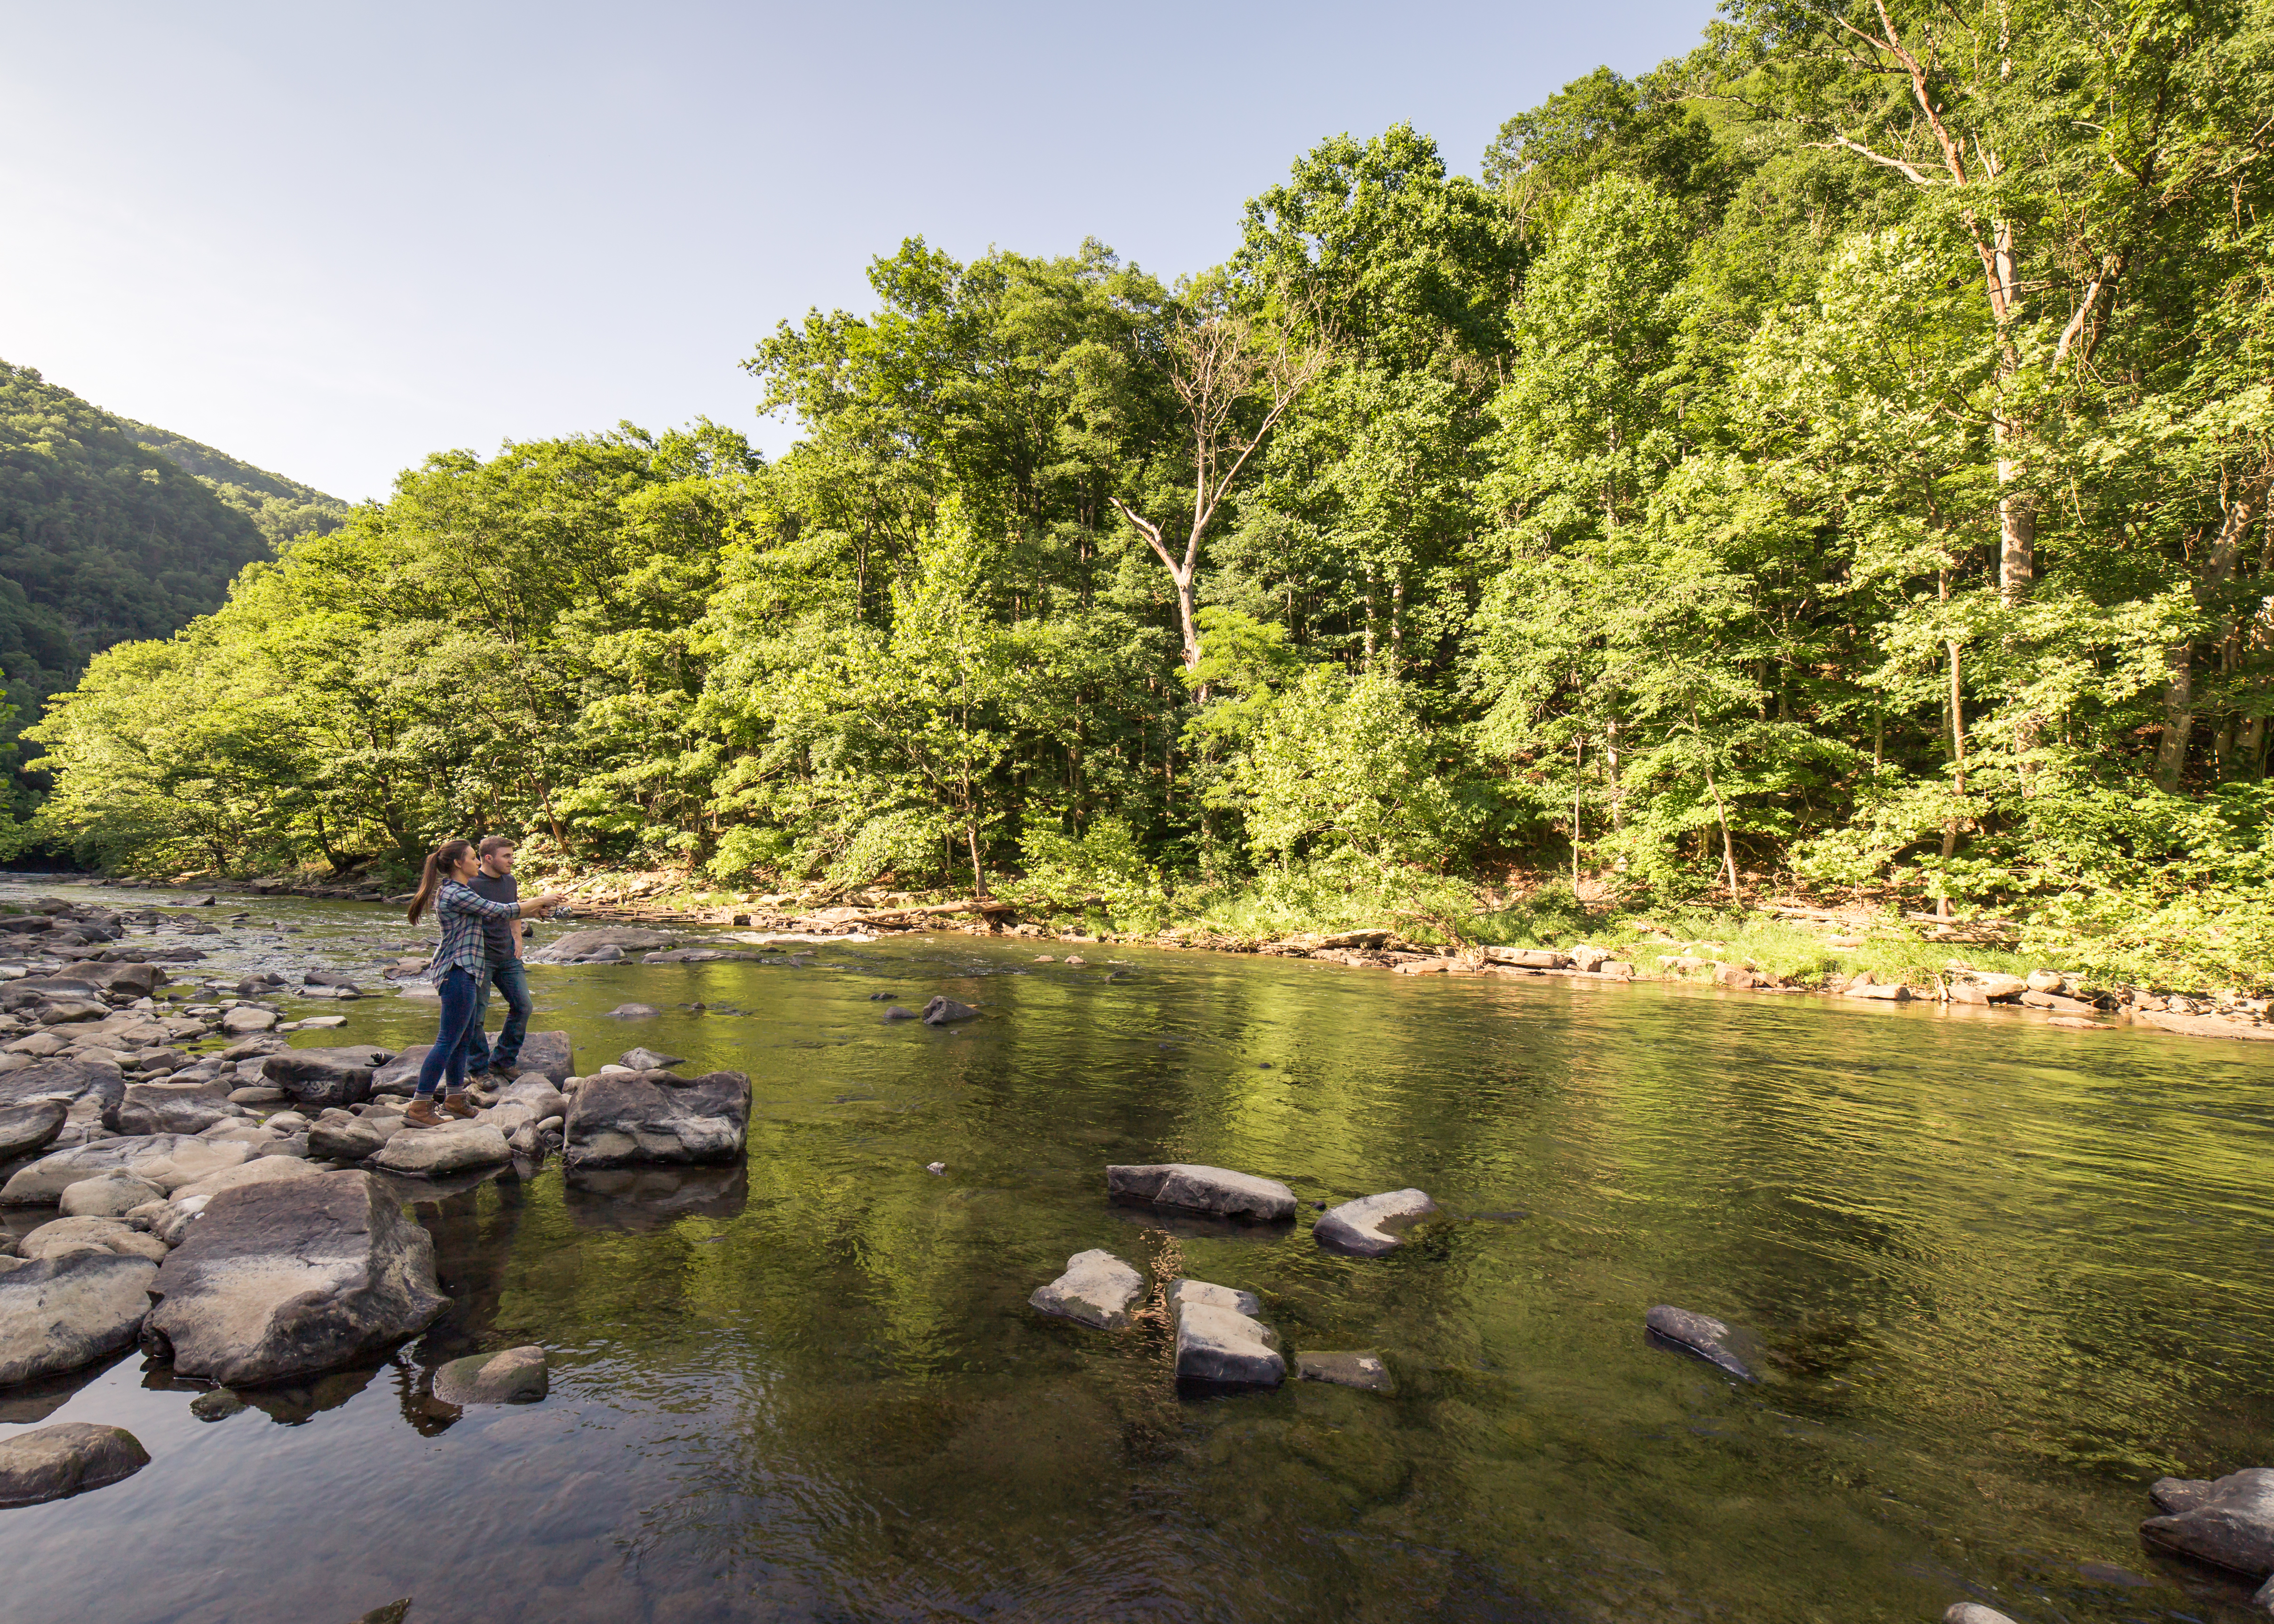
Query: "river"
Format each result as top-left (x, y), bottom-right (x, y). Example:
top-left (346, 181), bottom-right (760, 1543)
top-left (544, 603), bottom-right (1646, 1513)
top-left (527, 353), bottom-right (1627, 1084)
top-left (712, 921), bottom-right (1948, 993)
top-left (0, 878), bottom-right (2269, 1623)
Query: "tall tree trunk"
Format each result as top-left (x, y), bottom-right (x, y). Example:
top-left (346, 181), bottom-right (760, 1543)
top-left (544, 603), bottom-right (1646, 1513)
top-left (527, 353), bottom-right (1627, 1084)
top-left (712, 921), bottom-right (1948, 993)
top-left (1941, 634), bottom-right (1964, 918)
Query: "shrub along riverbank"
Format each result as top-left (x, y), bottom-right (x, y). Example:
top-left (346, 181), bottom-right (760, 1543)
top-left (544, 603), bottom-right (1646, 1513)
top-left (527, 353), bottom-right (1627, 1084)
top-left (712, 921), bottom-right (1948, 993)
top-left (28, 0), bottom-right (2274, 1001)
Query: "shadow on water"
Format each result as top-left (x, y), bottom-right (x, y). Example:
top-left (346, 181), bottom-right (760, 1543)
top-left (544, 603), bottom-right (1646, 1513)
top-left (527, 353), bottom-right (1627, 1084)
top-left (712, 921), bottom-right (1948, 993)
top-left (0, 879), bottom-right (2271, 1621)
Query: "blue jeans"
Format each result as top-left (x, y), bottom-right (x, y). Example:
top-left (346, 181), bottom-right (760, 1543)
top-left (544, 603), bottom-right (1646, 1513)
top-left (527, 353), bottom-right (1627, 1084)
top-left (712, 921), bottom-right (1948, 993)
top-left (416, 967), bottom-right (482, 1098)
top-left (464, 959), bottom-right (532, 1075)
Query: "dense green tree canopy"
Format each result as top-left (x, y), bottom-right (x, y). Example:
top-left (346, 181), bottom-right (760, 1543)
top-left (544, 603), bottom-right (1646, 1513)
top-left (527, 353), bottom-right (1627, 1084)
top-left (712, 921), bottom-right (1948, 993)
top-left (27, 0), bottom-right (2274, 983)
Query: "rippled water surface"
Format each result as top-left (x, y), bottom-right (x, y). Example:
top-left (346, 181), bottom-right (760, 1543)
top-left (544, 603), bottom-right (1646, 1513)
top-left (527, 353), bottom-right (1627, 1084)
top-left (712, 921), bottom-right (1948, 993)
top-left (1, 878), bottom-right (2271, 1623)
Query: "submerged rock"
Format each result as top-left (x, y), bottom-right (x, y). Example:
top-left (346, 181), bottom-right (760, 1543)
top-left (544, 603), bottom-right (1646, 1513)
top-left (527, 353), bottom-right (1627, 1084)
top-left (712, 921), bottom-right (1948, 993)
top-left (602, 1003), bottom-right (661, 1020)
top-left (1029, 1249), bottom-right (1144, 1330)
top-left (1107, 1163), bottom-right (1297, 1223)
top-left (1942, 1606), bottom-right (2020, 1624)
top-left (562, 1069), bottom-right (751, 1169)
top-left (0, 1252), bottom-right (159, 1384)
top-left (882, 1006), bottom-right (918, 1022)
top-left (0, 1422), bottom-right (150, 1507)
top-left (147, 1169), bottom-right (446, 1385)
top-left (921, 996), bottom-right (979, 1026)
top-left (1644, 1304), bottom-right (1757, 1381)
top-left (1313, 1188), bottom-right (1437, 1257)
top-left (2141, 1468), bottom-right (2274, 1578)
top-left (618, 1046), bottom-right (684, 1072)
top-left (432, 1344), bottom-right (549, 1405)
top-left (1295, 1349), bottom-right (1395, 1394)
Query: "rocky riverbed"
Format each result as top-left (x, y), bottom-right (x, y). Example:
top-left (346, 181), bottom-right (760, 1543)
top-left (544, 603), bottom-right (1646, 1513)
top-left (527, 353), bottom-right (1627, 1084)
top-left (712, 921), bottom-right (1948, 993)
top-left (0, 876), bottom-right (2268, 1624)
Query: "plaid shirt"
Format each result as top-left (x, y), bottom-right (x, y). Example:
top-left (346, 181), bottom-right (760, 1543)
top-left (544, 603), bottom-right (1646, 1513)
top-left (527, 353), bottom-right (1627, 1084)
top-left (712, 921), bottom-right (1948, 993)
top-left (429, 879), bottom-right (521, 981)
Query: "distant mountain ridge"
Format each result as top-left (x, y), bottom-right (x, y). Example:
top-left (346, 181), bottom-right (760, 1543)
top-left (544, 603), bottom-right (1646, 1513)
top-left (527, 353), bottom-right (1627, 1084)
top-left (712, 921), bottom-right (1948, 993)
top-left (0, 358), bottom-right (350, 813)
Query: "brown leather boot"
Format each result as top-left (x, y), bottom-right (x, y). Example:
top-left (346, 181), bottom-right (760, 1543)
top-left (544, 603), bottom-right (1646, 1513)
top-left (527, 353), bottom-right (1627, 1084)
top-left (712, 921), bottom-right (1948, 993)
top-left (440, 1093), bottom-right (480, 1120)
top-left (403, 1097), bottom-right (444, 1128)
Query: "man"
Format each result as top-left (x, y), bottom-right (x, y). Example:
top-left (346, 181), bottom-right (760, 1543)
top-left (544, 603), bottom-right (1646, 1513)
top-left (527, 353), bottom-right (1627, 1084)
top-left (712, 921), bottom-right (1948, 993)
top-left (463, 835), bottom-right (534, 1084)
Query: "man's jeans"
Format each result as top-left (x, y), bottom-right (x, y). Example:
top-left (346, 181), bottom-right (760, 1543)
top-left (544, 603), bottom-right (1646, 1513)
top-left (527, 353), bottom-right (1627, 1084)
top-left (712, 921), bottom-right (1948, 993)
top-left (464, 959), bottom-right (532, 1076)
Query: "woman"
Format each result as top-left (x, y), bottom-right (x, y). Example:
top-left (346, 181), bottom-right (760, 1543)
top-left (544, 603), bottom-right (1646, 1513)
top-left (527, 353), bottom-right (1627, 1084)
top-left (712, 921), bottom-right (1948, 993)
top-left (404, 839), bottom-right (568, 1128)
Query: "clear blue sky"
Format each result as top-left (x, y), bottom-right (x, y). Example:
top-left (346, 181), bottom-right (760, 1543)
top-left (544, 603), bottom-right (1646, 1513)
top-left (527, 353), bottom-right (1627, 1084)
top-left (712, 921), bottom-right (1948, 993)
top-left (0, 0), bottom-right (1717, 501)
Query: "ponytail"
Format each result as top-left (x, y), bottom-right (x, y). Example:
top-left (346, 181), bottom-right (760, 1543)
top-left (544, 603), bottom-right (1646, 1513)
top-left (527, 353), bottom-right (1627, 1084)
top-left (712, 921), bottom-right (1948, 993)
top-left (407, 838), bottom-right (473, 925)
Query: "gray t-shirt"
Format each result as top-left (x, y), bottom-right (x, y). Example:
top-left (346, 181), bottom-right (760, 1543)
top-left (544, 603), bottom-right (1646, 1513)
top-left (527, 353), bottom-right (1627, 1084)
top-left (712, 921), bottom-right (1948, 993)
top-left (467, 871), bottom-right (518, 964)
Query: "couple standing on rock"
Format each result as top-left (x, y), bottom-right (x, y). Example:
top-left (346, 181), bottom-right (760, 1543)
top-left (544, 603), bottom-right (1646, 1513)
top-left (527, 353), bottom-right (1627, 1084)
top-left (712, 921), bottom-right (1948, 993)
top-left (403, 836), bottom-right (567, 1129)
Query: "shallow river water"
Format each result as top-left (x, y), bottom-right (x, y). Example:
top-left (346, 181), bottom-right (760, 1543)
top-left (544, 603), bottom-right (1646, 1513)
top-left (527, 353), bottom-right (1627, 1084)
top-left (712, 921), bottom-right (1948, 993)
top-left (0, 878), bottom-right (2270, 1624)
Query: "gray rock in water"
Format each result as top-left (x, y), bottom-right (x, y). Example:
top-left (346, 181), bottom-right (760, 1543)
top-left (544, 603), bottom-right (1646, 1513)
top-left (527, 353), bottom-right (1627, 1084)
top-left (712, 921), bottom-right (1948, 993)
top-left (308, 1116), bottom-right (387, 1163)
top-left (57, 1170), bottom-right (166, 1219)
top-left (921, 996), bottom-right (978, 1026)
top-left (1645, 1304), bottom-right (1757, 1381)
top-left (1166, 1278), bottom-right (1261, 1317)
top-left (529, 927), bottom-right (675, 965)
top-left (1107, 1163), bottom-right (1298, 1223)
top-left (372, 1030), bottom-right (572, 1093)
top-left (1029, 1250), bottom-right (1144, 1330)
top-left (1313, 1188), bottom-right (1437, 1257)
top-left (2142, 1467), bottom-right (2274, 1577)
top-left (0, 1100), bottom-right (66, 1162)
top-left (0, 1422), bottom-right (150, 1507)
top-left (369, 1123), bottom-right (511, 1178)
top-left (618, 1046), bottom-right (684, 1072)
top-left (1172, 1287), bottom-right (1283, 1388)
top-left (302, 970), bottom-right (362, 991)
top-left (259, 1046), bottom-right (392, 1110)
top-left (1943, 1606), bottom-right (2020, 1624)
top-left (1295, 1349), bottom-right (1395, 1393)
top-left (0, 1252), bottom-right (159, 1384)
top-left (882, 1006), bottom-right (918, 1021)
top-left (112, 1079), bottom-right (234, 1136)
top-left (563, 1069), bottom-right (750, 1170)
top-left (602, 1004), bottom-right (661, 1020)
top-left (432, 1344), bottom-right (549, 1405)
top-left (147, 1169), bottom-right (446, 1385)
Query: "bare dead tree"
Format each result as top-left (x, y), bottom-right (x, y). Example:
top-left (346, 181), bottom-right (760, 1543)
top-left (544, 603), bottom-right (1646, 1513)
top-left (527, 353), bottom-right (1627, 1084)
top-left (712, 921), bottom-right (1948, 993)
top-left (1111, 309), bottom-right (1327, 681)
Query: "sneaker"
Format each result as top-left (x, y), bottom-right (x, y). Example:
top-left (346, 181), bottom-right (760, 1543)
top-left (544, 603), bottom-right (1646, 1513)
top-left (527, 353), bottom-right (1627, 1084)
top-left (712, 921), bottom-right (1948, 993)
top-left (440, 1093), bottom-right (481, 1120)
top-left (403, 1098), bottom-right (444, 1128)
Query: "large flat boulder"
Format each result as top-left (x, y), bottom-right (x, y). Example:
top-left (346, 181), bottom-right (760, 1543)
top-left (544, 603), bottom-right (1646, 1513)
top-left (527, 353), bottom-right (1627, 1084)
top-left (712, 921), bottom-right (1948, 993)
top-left (0, 1252), bottom-right (158, 1385)
top-left (2142, 1468), bottom-right (2274, 1577)
top-left (0, 1135), bottom-right (254, 1204)
top-left (1313, 1188), bottom-right (1438, 1257)
top-left (1106, 1163), bottom-right (1297, 1223)
top-left (259, 1045), bottom-right (393, 1109)
top-left (369, 1123), bottom-right (512, 1178)
top-left (146, 1169), bottom-right (446, 1385)
top-left (113, 1079), bottom-right (235, 1136)
top-left (563, 1068), bottom-right (750, 1169)
top-left (374, 1030), bottom-right (572, 1093)
top-left (530, 927), bottom-right (676, 964)
top-left (0, 1059), bottom-right (126, 1121)
top-left (1029, 1250), bottom-right (1144, 1330)
top-left (0, 1421), bottom-right (150, 1506)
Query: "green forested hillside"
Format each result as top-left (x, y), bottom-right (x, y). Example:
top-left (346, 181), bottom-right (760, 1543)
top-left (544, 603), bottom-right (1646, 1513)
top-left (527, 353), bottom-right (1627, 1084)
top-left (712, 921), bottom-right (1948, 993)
top-left (28, 0), bottom-right (2274, 983)
top-left (122, 418), bottom-right (351, 550)
top-left (0, 362), bottom-right (347, 816)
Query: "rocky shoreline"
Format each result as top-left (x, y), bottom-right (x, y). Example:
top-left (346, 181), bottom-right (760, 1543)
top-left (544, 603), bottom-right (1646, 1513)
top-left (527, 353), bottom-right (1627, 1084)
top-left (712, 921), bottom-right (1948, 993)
top-left (81, 871), bottom-right (2274, 1046)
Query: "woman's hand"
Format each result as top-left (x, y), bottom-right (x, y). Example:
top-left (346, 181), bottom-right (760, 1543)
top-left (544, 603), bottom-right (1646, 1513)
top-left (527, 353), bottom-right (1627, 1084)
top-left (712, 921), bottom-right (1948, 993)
top-left (527, 891), bottom-right (569, 913)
